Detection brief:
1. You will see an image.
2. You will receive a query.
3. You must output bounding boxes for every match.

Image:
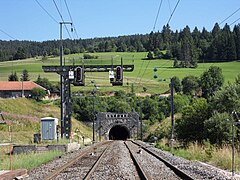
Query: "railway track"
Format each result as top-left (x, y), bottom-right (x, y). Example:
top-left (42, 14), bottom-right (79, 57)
top-left (83, 146), bottom-right (109, 180)
top-left (42, 140), bottom-right (194, 179)
top-left (125, 140), bottom-right (194, 180)
top-left (124, 141), bottom-right (152, 180)
top-left (26, 140), bottom-right (233, 179)
top-left (44, 141), bottom-right (112, 180)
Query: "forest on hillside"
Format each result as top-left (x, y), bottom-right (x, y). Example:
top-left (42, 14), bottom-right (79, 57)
top-left (0, 23), bottom-right (240, 65)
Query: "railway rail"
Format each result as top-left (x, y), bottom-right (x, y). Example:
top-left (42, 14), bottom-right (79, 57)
top-left (44, 141), bottom-right (112, 180)
top-left (43, 140), bottom-right (194, 179)
top-left (26, 140), bottom-right (234, 180)
top-left (126, 140), bottom-right (194, 180)
top-left (124, 141), bottom-right (152, 180)
top-left (83, 146), bottom-right (109, 180)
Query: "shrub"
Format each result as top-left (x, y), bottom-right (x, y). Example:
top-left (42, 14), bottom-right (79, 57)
top-left (31, 88), bottom-right (47, 101)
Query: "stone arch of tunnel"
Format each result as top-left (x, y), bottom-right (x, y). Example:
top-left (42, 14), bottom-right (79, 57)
top-left (109, 125), bottom-right (130, 140)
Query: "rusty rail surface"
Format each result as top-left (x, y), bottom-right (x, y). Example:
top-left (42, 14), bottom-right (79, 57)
top-left (124, 141), bottom-right (152, 180)
top-left (44, 141), bottom-right (111, 180)
top-left (84, 145), bottom-right (110, 179)
top-left (130, 140), bottom-right (194, 180)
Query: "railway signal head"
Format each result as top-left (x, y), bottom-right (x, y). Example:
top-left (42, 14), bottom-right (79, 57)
top-left (116, 66), bottom-right (122, 80)
top-left (112, 66), bottom-right (123, 86)
top-left (75, 67), bottom-right (82, 82)
top-left (73, 67), bottom-right (85, 86)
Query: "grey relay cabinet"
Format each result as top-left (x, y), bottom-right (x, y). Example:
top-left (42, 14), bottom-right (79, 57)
top-left (41, 117), bottom-right (58, 140)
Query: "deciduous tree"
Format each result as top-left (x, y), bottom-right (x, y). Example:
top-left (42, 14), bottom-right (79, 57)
top-left (211, 83), bottom-right (239, 113)
top-left (200, 66), bottom-right (224, 99)
top-left (31, 88), bottom-right (47, 101)
top-left (181, 75), bottom-right (199, 96)
top-left (204, 112), bottom-right (231, 145)
top-left (175, 98), bottom-right (210, 143)
top-left (172, 76), bottom-right (181, 93)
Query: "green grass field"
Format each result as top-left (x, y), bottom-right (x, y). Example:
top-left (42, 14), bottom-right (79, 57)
top-left (0, 52), bottom-right (239, 94)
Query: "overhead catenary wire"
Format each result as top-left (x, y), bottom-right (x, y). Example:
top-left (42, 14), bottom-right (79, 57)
top-left (135, 58), bottom-right (145, 83)
top-left (136, 58), bottom-right (152, 93)
top-left (34, 0), bottom-right (58, 24)
top-left (137, 0), bottom-right (181, 93)
top-left (137, 0), bottom-right (166, 90)
top-left (0, 28), bottom-right (16, 40)
top-left (138, 0), bottom-right (165, 89)
top-left (166, 0), bottom-right (181, 25)
top-left (153, 0), bottom-right (164, 32)
top-left (64, 0), bottom-right (79, 39)
top-left (167, 0), bottom-right (172, 15)
top-left (154, 59), bottom-right (175, 78)
top-left (230, 17), bottom-right (240, 26)
top-left (219, 7), bottom-right (240, 26)
top-left (206, 10), bottom-right (240, 68)
top-left (146, 59), bottom-right (172, 77)
top-left (52, 0), bottom-right (72, 39)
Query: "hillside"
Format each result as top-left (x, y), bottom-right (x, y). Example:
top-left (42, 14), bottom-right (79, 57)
top-left (1, 24), bottom-right (240, 64)
top-left (0, 52), bottom-right (239, 95)
top-left (0, 98), bottom-right (92, 144)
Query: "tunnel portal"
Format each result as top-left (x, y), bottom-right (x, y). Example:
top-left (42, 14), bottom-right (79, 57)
top-left (96, 112), bottom-right (139, 140)
top-left (109, 125), bottom-right (130, 140)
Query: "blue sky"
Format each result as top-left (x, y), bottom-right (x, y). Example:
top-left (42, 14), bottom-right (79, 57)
top-left (0, 0), bottom-right (240, 41)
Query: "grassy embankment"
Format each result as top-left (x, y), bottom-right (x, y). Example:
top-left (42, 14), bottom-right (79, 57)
top-left (0, 98), bottom-right (92, 143)
top-left (0, 52), bottom-right (239, 94)
top-left (0, 98), bottom-right (92, 170)
top-left (0, 150), bottom-right (63, 170)
top-left (146, 117), bottom-right (240, 172)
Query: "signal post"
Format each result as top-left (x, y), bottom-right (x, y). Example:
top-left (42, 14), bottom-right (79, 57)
top-left (42, 63), bottom-right (134, 139)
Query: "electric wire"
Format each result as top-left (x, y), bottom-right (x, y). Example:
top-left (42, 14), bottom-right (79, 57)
top-left (219, 7), bottom-right (240, 25)
top-left (166, 0), bottom-right (181, 25)
top-left (207, 12), bottom-right (240, 68)
top-left (52, 0), bottom-right (72, 39)
top-left (143, 59), bottom-right (175, 94)
top-left (230, 17), bottom-right (240, 26)
top-left (135, 58), bottom-right (145, 82)
top-left (136, 59), bottom-right (151, 92)
top-left (138, 0), bottom-right (164, 90)
top-left (132, 0), bottom-right (180, 93)
top-left (64, 0), bottom-right (79, 39)
top-left (143, 59), bottom-right (173, 81)
top-left (153, 0), bottom-right (164, 32)
top-left (0, 28), bottom-right (16, 40)
top-left (167, 0), bottom-right (172, 15)
top-left (64, 0), bottom-right (76, 39)
top-left (154, 59), bottom-right (174, 78)
top-left (34, 0), bottom-right (58, 24)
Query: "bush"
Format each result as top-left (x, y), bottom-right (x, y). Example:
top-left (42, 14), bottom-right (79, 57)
top-left (31, 88), bottom-right (47, 101)
top-left (147, 51), bottom-right (154, 60)
top-left (83, 54), bottom-right (98, 59)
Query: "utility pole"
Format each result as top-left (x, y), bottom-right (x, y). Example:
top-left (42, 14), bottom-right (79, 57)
top-left (21, 76), bottom-right (24, 98)
top-left (59, 22), bottom-right (72, 139)
top-left (92, 90), bottom-right (95, 144)
top-left (231, 111), bottom-right (240, 177)
top-left (170, 78), bottom-right (174, 149)
top-left (232, 117), bottom-right (235, 177)
top-left (140, 100), bottom-right (143, 141)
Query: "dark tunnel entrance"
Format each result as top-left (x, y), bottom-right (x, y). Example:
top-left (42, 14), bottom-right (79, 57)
top-left (109, 125), bottom-right (130, 140)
